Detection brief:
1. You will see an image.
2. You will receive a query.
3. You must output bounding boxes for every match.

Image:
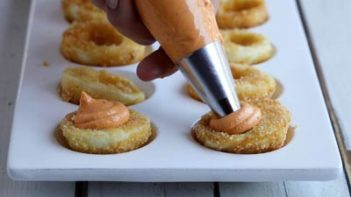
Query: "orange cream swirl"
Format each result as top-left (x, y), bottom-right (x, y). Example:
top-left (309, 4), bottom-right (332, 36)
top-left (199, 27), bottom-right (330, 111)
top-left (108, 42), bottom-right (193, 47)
top-left (73, 92), bottom-right (130, 129)
top-left (209, 102), bottom-right (261, 134)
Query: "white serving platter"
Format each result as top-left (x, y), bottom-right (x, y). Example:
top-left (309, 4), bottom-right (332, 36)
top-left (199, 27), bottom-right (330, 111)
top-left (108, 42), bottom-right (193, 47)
top-left (7, 0), bottom-right (342, 181)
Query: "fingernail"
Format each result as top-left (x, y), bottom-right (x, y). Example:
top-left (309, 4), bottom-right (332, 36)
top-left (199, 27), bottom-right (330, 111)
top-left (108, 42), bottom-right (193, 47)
top-left (107, 0), bottom-right (119, 10)
top-left (136, 64), bottom-right (160, 81)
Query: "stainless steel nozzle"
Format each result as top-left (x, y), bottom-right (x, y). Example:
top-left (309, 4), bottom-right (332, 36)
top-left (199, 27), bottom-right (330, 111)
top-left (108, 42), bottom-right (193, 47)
top-left (178, 41), bottom-right (241, 117)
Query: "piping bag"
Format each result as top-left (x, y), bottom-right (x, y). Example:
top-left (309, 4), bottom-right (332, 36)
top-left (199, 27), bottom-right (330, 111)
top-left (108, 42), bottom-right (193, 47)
top-left (135, 0), bottom-right (240, 117)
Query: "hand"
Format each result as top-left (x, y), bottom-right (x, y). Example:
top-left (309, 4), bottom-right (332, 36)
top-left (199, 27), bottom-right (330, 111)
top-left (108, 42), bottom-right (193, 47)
top-left (93, 0), bottom-right (219, 81)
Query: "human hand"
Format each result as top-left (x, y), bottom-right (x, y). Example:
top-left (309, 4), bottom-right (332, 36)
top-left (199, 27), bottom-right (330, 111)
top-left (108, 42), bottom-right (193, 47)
top-left (92, 0), bottom-right (219, 81)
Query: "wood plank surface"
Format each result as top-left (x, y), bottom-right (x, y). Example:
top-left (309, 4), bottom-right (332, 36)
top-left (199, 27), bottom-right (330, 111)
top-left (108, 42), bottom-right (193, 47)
top-left (88, 182), bottom-right (214, 197)
top-left (219, 180), bottom-right (350, 197)
top-left (284, 181), bottom-right (350, 197)
top-left (0, 0), bottom-right (75, 196)
top-left (219, 182), bottom-right (286, 197)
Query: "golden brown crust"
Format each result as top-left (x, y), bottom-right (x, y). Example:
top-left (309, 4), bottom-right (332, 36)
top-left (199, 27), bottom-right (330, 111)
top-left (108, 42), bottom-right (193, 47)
top-left (59, 66), bottom-right (145, 105)
top-left (221, 30), bottom-right (274, 65)
top-left (62, 0), bottom-right (107, 22)
top-left (192, 98), bottom-right (291, 154)
top-left (60, 110), bottom-right (152, 154)
top-left (186, 64), bottom-right (276, 101)
top-left (60, 21), bottom-right (146, 67)
top-left (216, 0), bottom-right (269, 29)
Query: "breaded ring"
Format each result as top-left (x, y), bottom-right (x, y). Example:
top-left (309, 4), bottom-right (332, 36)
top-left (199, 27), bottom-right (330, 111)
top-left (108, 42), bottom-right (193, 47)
top-left (216, 0), bottom-right (268, 29)
top-left (59, 66), bottom-right (145, 105)
top-left (192, 98), bottom-right (291, 154)
top-left (60, 21), bottom-right (146, 67)
top-left (62, 0), bottom-right (107, 22)
top-left (187, 64), bottom-right (276, 101)
top-left (221, 30), bottom-right (274, 64)
top-left (60, 110), bottom-right (152, 154)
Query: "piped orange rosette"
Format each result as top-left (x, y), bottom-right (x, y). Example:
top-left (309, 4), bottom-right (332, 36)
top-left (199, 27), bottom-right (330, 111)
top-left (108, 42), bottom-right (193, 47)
top-left (209, 102), bottom-right (261, 134)
top-left (60, 92), bottom-right (152, 154)
top-left (192, 98), bottom-right (291, 153)
top-left (73, 92), bottom-right (130, 130)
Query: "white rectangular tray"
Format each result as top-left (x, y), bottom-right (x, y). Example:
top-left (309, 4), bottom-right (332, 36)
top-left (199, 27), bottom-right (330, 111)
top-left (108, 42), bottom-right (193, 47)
top-left (7, 0), bottom-right (342, 181)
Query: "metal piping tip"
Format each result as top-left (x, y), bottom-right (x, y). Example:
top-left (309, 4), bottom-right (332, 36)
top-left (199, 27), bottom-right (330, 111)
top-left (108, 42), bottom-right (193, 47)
top-left (177, 41), bottom-right (241, 117)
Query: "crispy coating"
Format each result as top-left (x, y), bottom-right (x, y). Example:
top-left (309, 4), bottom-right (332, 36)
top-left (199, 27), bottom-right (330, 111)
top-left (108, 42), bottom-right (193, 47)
top-left (61, 21), bottom-right (146, 67)
top-left (217, 0), bottom-right (268, 29)
top-left (192, 98), bottom-right (291, 154)
top-left (221, 30), bottom-right (274, 65)
top-left (187, 64), bottom-right (276, 101)
top-left (59, 66), bottom-right (145, 105)
top-left (60, 110), bottom-right (152, 154)
top-left (62, 0), bottom-right (107, 22)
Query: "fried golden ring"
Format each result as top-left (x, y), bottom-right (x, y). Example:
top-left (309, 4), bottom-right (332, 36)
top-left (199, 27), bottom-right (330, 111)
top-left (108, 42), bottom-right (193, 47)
top-left (192, 98), bottom-right (291, 154)
top-left (187, 64), bottom-right (276, 101)
top-left (61, 21), bottom-right (146, 67)
top-left (221, 30), bottom-right (274, 64)
top-left (59, 66), bottom-right (145, 105)
top-left (216, 0), bottom-right (268, 29)
top-left (60, 110), bottom-right (152, 154)
top-left (62, 0), bottom-right (107, 22)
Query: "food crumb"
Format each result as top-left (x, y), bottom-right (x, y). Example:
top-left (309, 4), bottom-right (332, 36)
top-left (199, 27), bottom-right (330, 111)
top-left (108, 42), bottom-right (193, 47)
top-left (43, 60), bottom-right (49, 67)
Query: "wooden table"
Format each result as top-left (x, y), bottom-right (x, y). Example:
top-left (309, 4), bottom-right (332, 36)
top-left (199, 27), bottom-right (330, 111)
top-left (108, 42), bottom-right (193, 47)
top-left (1, 0), bottom-right (350, 196)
